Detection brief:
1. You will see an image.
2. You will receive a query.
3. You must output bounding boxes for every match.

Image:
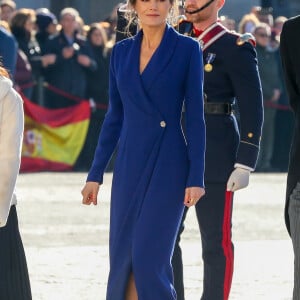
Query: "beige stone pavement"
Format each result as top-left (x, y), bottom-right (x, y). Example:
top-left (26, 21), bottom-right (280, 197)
top-left (15, 172), bottom-right (293, 300)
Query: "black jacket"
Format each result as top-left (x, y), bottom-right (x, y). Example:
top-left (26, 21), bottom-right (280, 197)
top-left (43, 30), bottom-right (96, 107)
top-left (86, 44), bottom-right (110, 106)
top-left (280, 15), bottom-right (300, 235)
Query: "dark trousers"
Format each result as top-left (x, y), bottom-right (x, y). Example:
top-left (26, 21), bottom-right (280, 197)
top-left (172, 183), bottom-right (234, 300)
top-left (0, 205), bottom-right (32, 300)
top-left (288, 182), bottom-right (300, 300)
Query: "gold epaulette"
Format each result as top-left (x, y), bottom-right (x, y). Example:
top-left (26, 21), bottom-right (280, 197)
top-left (236, 33), bottom-right (256, 47)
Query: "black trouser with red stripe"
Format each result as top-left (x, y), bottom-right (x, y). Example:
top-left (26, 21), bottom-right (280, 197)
top-left (172, 183), bottom-right (234, 300)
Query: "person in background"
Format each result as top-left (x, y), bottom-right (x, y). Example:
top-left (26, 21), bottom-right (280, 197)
top-left (273, 16), bottom-right (288, 38)
top-left (99, 21), bottom-right (117, 49)
top-left (35, 8), bottom-right (58, 54)
top-left (0, 64), bottom-right (32, 300)
top-left (10, 8), bottom-right (36, 98)
top-left (238, 6), bottom-right (260, 33)
top-left (219, 15), bottom-right (236, 31)
top-left (43, 7), bottom-right (96, 109)
top-left (254, 23), bottom-right (282, 172)
top-left (280, 15), bottom-right (300, 300)
top-left (75, 15), bottom-right (87, 36)
top-left (257, 6), bottom-right (274, 27)
top-left (0, 0), bottom-right (16, 23)
top-left (104, 2), bottom-right (123, 42)
top-left (10, 8), bottom-right (56, 100)
top-left (77, 23), bottom-right (111, 171)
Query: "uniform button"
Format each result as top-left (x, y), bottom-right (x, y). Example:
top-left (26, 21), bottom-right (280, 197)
top-left (160, 121), bottom-right (166, 128)
top-left (248, 132), bottom-right (253, 138)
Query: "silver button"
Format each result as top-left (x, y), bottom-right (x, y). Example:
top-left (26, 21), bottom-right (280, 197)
top-left (160, 121), bottom-right (166, 128)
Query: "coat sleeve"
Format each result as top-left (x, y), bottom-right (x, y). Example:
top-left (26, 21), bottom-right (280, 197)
top-left (226, 42), bottom-right (263, 169)
top-left (87, 46), bottom-right (124, 183)
top-left (184, 42), bottom-right (206, 188)
top-left (280, 21), bottom-right (299, 113)
top-left (0, 88), bottom-right (24, 227)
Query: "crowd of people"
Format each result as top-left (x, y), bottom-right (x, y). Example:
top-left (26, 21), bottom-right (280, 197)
top-left (0, 0), bottom-right (119, 171)
top-left (0, 0), bottom-right (294, 172)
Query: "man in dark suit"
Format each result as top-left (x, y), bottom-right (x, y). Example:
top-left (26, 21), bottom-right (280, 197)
top-left (280, 15), bottom-right (300, 300)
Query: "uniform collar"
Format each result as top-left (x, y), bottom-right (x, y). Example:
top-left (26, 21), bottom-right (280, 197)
top-left (193, 26), bottom-right (203, 37)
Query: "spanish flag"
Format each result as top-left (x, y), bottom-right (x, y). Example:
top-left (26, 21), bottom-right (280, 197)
top-left (20, 96), bottom-right (90, 172)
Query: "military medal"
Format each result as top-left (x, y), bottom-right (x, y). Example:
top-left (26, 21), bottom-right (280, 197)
top-left (204, 53), bottom-right (216, 72)
top-left (204, 63), bottom-right (213, 72)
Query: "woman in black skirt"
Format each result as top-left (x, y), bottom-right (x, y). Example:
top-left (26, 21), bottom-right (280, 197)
top-left (0, 65), bottom-right (32, 299)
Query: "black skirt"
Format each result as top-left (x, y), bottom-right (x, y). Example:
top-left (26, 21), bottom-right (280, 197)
top-left (0, 205), bottom-right (32, 300)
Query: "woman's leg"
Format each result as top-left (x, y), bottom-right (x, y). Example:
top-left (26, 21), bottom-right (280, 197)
top-left (125, 273), bottom-right (138, 300)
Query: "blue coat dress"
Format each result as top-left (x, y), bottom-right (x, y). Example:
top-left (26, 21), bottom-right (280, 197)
top-left (87, 25), bottom-right (205, 300)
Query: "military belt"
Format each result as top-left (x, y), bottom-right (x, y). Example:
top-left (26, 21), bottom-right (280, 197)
top-left (204, 102), bottom-right (233, 115)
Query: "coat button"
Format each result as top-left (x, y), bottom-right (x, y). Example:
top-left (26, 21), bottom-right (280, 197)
top-left (160, 121), bottom-right (166, 128)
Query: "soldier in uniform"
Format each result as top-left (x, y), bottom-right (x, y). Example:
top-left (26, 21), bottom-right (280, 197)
top-left (116, 0), bottom-right (263, 299)
top-left (173, 0), bottom-right (263, 299)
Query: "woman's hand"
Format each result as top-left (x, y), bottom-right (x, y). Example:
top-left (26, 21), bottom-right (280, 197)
top-left (184, 187), bottom-right (205, 207)
top-left (81, 181), bottom-right (100, 205)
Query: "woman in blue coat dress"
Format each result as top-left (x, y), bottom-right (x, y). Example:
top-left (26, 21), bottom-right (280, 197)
top-left (81, 0), bottom-right (206, 299)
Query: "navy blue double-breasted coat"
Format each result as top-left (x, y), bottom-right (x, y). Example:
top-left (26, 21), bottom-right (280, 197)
top-left (87, 25), bottom-right (205, 299)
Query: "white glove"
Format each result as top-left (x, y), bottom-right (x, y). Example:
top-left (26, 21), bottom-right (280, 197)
top-left (226, 167), bottom-right (250, 192)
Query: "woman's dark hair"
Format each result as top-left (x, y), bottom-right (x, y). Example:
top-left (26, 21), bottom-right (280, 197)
top-left (10, 8), bottom-right (35, 30)
top-left (87, 23), bottom-right (108, 46)
top-left (10, 8), bottom-right (35, 38)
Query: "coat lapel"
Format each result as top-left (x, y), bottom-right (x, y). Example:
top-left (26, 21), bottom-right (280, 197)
top-left (121, 31), bottom-right (158, 116)
top-left (141, 25), bottom-right (178, 92)
top-left (122, 25), bottom-right (178, 117)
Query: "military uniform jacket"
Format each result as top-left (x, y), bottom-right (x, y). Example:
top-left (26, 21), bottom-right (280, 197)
top-left (280, 15), bottom-right (300, 234)
top-left (179, 21), bottom-right (263, 182)
top-left (87, 25), bottom-right (205, 298)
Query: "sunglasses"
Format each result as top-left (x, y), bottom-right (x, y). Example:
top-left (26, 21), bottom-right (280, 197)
top-left (256, 33), bottom-right (270, 38)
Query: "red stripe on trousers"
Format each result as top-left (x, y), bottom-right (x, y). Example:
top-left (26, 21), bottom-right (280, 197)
top-left (222, 191), bottom-right (234, 300)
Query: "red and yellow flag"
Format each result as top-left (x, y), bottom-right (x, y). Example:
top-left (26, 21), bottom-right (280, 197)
top-left (21, 96), bottom-right (90, 172)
